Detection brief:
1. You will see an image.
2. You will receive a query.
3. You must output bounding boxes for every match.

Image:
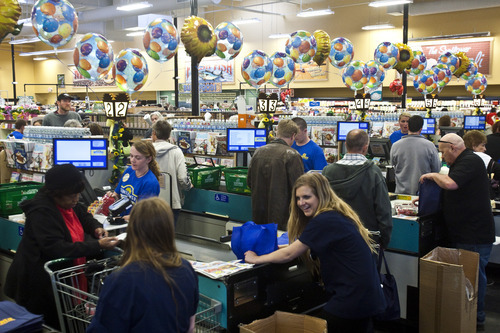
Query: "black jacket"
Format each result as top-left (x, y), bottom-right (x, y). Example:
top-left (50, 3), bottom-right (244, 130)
top-left (5, 190), bottom-right (103, 328)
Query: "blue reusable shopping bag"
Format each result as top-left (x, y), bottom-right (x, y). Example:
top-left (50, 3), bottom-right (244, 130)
top-left (417, 179), bottom-right (442, 217)
top-left (231, 221), bottom-right (278, 260)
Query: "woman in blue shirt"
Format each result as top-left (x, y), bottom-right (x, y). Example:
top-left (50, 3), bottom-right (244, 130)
top-left (109, 141), bottom-right (161, 217)
top-left (88, 197), bottom-right (199, 332)
top-left (245, 173), bottom-right (386, 333)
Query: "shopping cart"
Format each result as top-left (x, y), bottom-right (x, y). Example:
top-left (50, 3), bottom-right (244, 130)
top-left (45, 257), bottom-right (223, 333)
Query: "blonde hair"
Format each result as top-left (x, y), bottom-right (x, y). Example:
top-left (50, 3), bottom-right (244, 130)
top-left (399, 112), bottom-right (411, 121)
top-left (288, 173), bottom-right (376, 274)
top-left (132, 141), bottom-right (161, 181)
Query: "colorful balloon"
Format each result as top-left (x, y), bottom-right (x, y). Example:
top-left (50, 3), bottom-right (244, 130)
top-left (269, 52), bottom-right (295, 88)
top-left (431, 63), bottom-right (452, 90)
top-left (374, 42), bottom-right (399, 70)
top-left (438, 52), bottom-right (460, 74)
top-left (285, 30), bottom-right (317, 64)
top-left (364, 60), bottom-right (385, 90)
top-left (328, 37), bottom-right (354, 69)
top-left (73, 33), bottom-right (113, 81)
top-left (342, 60), bottom-right (366, 92)
top-left (413, 69), bottom-right (438, 95)
top-left (241, 50), bottom-right (272, 88)
top-left (214, 22), bottom-right (243, 61)
top-left (465, 73), bottom-right (487, 96)
top-left (143, 18), bottom-right (178, 63)
top-left (114, 48), bottom-right (149, 94)
top-left (460, 59), bottom-right (479, 81)
top-left (406, 50), bottom-right (427, 77)
top-left (31, 0), bottom-right (78, 48)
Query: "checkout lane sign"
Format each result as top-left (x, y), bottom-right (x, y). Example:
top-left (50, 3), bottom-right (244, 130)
top-left (215, 193), bottom-right (229, 203)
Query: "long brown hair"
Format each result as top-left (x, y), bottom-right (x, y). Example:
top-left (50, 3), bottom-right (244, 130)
top-left (287, 173), bottom-right (376, 273)
top-left (132, 140), bottom-right (161, 180)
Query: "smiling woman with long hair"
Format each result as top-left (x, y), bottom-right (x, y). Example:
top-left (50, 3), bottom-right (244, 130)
top-left (245, 173), bottom-right (385, 333)
top-left (88, 197), bottom-right (199, 332)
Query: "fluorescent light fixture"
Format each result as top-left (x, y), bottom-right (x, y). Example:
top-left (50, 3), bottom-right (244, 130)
top-left (362, 23), bottom-right (395, 30)
top-left (9, 37), bottom-right (40, 45)
top-left (124, 26), bottom-right (146, 31)
top-left (232, 18), bottom-right (261, 25)
top-left (117, 1), bottom-right (152, 11)
top-left (297, 8), bottom-right (334, 17)
top-left (369, 0), bottom-right (412, 7)
top-left (18, 18), bottom-right (32, 26)
top-left (126, 31), bottom-right (145, 37)
top-left (268, 33), bottom-right (290, 39)
top-left (33, 57), bottom-right (48, 61)
top-left (20, 49), bottom-right (74, 56)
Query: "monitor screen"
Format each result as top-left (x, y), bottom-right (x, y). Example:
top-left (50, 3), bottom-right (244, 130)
top-left (463, 115), bottom-right (486, 130)
top-left (421, 118), bottom-right (436, 135)
top-left (53, 138), bottom-right (108, 169)
top-left (439, 126), bottom-right (464, 137)
top-left (368, 137), bottom-right (392, 160)
top-left (336, 122), bottom-right (369, 141)
top-left (227, 128), bottom-right (267, 152)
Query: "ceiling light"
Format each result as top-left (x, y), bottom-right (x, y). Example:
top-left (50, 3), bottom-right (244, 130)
top-left (19, 49), bottom-right (74, 56)
top-left (33, 57), bottom-right (48, 61)
top-left (126, 31), bottom-right (145, 37)
top-left (117, 1), bottom-right (153, 11)
top-left (268, 33), bottom-right (290, 39)
top-left (369, 0), bottom-right (412, 8)
top-left (297, 8), bottom-right (334, 18)
top-left (409, 31), bottom-right (491, 42)
top-left (124, 26), bottom-right (146, 31)
top-left (9, 37), bottom-right (40, 45)
top-left (362, 24), bottom-right (395, 30)
top-left (232, 18), bottom-right (261, 25)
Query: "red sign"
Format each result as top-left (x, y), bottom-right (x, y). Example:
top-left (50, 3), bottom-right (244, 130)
top-left (416, 40), bottom-right (491, 74)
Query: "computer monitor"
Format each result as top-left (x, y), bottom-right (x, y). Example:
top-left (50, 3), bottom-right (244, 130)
top-left (336, 121), bottom-right (369, 141)
top-left (368, 137), bottom-right (392, 161)
top-left (463, 115), bottom-right (486, 130)
top-left (421, 118), bottom-right (436, 135)
top-left (53, 138), bottom-right (108, 170)
top-left (439, 126), bottom-right (465, 137)
top-left (227, 128), bottom-right (267, 152)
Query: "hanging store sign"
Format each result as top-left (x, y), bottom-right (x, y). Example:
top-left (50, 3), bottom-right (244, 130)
top-left (185, 57), bottom-right (235, 83)
top-left (257, 92), bottom-right (279, 113)
top-left (411, 39), bottom-right (491, 74)
top-left (179, 82), bottom-right (222, 94)
top-left (425, 94), bottom-right (439, 109)
top-left (103, 93), bottom-right (129, 118)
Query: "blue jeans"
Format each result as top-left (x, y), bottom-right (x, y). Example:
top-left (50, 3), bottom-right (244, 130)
top-left (455, 243), bottom-right (493, 324)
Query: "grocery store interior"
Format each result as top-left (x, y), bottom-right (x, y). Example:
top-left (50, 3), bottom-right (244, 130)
top-left (1, 0), bottom-right (500, 332)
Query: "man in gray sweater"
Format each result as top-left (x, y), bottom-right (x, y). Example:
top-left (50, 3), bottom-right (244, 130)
top-left (42, 93), bottom-right (82, 127)
top-left (390, 115), bottom-right (441, 195)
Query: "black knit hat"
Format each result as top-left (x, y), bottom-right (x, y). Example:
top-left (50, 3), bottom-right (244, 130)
top-left (57, 93), bottom-right (73, 101)
top-left (45, 164), bottom-right (83, 191)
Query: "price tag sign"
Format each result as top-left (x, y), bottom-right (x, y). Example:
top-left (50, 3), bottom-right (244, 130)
top-left (257, 92), bottom-right (279, 113)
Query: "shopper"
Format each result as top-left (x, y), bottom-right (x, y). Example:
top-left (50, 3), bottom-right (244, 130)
top-left (8, 119), bottom-right (26, 139)
top-left (152, 120), bottom-right (192, 224)
top-left (4, 164), bottom-right (119, 329)
top-left (144, 111), bottom-right (164, 139)
top-left (323, 129), bottom-right (392, 248)
top-left (390, 115), bottom-right (441, 195)
top-left (87, 197), bottom-right (199, 333)
top-left (247, 118), bottom-right (304, 230)
top-left (42, 93), bottom-right (82, 127)
top-left (291, 117), bottom-right (327, 172)
top-left (63, 119), bottom-right (82, 127)
top-left (108, 141), bottom-right (161, 217)
top-left (420, 133), bottom-right (495, 331)
top-left (245, 173), bottom-right (385, 333)
top-left (87, 122), bottom-right (104, 136)
top-left (486, 121), bottom-right (500, 162)
top-left (389, 112), bottom-right (411, 144)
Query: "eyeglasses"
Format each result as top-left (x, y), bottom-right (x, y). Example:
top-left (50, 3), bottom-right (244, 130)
top-left (438, 140), bottom-right (455, 145)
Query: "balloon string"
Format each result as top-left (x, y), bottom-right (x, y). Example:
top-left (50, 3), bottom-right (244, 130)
top-left (133, 64), bottom-right (174, 98)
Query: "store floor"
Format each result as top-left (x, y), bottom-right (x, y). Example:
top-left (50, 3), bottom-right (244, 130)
top-left (374, 263), bottom-right (500, 333)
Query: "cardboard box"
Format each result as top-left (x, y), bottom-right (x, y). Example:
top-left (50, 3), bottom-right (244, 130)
top-left (239, 311), bottom-right (327, 333)
top-left (419, 247), bottom-right (479, 333)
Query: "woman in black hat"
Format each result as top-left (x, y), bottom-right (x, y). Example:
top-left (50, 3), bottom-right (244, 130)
top-left (5, 164), bottom-right (119, 329)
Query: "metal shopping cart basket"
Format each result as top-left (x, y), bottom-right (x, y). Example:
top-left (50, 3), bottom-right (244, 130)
top-left (45, 257), bottom-right (223, 333)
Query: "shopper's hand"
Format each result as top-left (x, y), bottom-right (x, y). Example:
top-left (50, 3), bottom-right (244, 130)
top-left (98, 237), bottom-right (119, 250)
top-left (94, 227), bottom-right (108, 239)
top-left (244, 251), bottom-right (259, 264)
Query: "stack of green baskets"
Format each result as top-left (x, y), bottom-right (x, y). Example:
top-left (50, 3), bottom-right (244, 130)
top-left (0, 181), bottom-right (43, 217)
top-left (224, 167), bottom-right (251, 195)
top-left (188, 164), bottom-right (224, 190)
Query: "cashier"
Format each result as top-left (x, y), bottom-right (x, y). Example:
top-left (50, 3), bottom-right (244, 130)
top-left (108, 141), bottom-right (161, 217)
top-left (245, 173), bottom-right (386, 333)
top-left (4, 164), bottom-right (119, 329)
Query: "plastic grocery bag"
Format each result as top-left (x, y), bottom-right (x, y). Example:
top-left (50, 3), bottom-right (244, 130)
top-left (231, 221), bottom-right (278, 260)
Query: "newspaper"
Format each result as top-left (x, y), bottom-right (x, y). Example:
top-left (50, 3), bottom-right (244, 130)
top-left (189, 260), bottom-right (254, 279)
